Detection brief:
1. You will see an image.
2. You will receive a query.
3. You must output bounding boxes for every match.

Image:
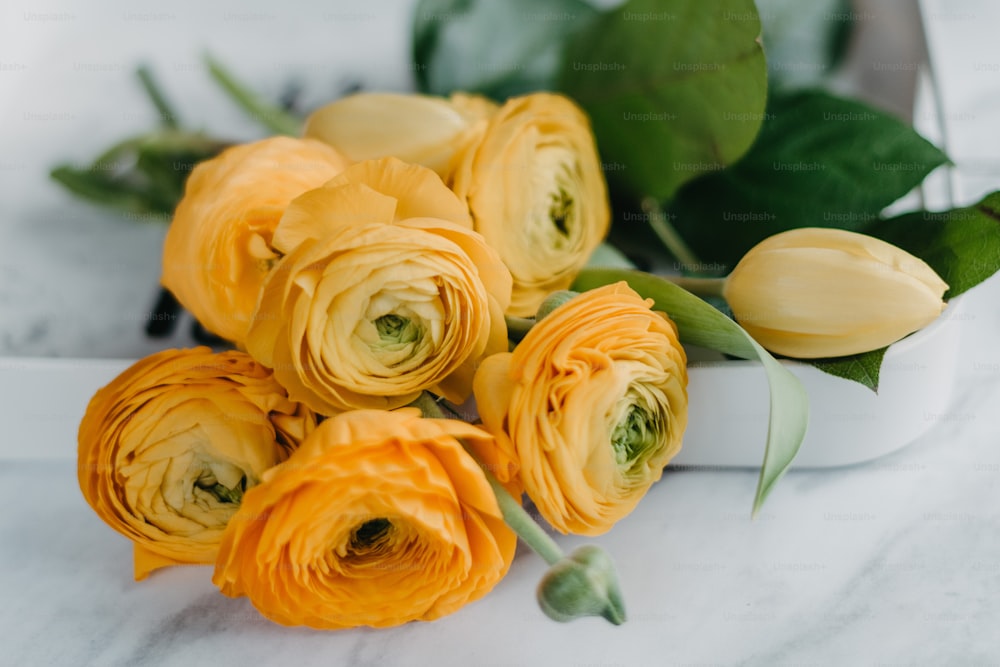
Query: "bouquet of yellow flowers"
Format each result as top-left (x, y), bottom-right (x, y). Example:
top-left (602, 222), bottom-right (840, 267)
top-left (78, 93), bottom-right (693, 625)
top-left (65, 0), bottom-right (1000, 630)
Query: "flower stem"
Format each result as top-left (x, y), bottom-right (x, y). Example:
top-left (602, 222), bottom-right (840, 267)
top-left (479, 466), bottom-right (564, 566)
top-left (408, 392), bottom-right (565, 566)
top-left (204, 54), bottom-right (301, 136)
top-left (665, 276), bottom-right (727, 299)
top-left (409, 391), bottom-right (448, 420)
top-left (641, 197), bottom-right (701, 269)
top-left (504, 315), bottom-right (535, 342)
top-left (136, 65), bottom-right (180, 129)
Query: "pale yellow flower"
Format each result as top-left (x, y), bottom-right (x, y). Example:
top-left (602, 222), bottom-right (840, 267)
top-left (447, 92), bottom-right (611, 316)
top-left (303, 92), bottom-right (497, 175)
top-left (724, 228), bottom-right (949, 358)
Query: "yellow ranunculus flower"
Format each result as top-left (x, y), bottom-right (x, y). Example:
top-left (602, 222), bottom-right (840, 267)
top-left (448, 92), bottom-right (611, 317)
top-left (303, 92), bottom-right (497, 175)
top-left (77, 347), bottom-right (317, 580)
top-left (161, 136), bottom-right (350, 344)
top-left (245, 157), bottom-right (512, 415)
top-left (723, 227), bottom-right (949, 358)
top-left (473, 282), bottom-right (688, 536)
top-left (213, 408), bottom-right (517, 630)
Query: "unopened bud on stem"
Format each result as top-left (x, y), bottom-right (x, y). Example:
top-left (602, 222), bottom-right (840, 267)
top-left (537, 545), bottom-right (626, 625)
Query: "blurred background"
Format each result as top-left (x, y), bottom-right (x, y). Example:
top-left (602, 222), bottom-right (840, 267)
top-left (0, 0), bottom-right (997, 358)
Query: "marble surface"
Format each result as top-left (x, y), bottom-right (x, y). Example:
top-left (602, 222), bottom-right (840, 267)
top-left (0, 0), bottom-right (416, 358)
top-left (3, 0), bottom-right (1000, 665)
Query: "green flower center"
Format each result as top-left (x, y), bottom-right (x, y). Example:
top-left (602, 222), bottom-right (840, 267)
top-left (194, 470), bottom-right (247, 504)
top-left (611, 405), bottom-right (660, 469)
top-left (374, 314), bottom-right (406, 340)
top-left (549, 188), bottom-right (574, 237)
top-left (373, 314), bottom-right (421, 349)
top-left (528, 145), bottom-right (580, 256)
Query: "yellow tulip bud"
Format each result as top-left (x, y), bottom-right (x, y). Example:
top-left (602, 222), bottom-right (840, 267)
top-left (303, 92), bottom-right (496, 175)
top-left (723, 228), bottom-right (949, 358)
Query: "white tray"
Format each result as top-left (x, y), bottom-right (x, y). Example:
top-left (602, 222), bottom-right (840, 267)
top-left (1, 295), bottom-right (965, 467)
top-left (674, 294), bottom-right (966, 467)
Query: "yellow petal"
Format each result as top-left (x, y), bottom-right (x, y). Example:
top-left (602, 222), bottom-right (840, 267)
top-left (211, 410), bottom-right (516, 629)
top-left (273, 183), bottom-right (398, 253)
top-left (445, 93), bottom-right (610, 316)
top-left (322, 157), bottom-right (472, 227)
top-left (161, 137), bottom-right (348, 344)
top-left (724, 228), bottom-right (949, 357)
top-left (305, 93), bottom-right (474, 174)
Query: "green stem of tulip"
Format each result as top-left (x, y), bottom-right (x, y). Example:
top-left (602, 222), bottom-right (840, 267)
top-left (136, 65), bottom-right (180, 129)
top-left (408, 392), bottom-right (565, 566)
top-left (641, 197), bottom-right (701, 269)
top-left (204, 54), bottom-right (301, 136)
top-left (504, 315), bottom-right (535, 342)
top-left (664, 276), bottom-right (727, 299)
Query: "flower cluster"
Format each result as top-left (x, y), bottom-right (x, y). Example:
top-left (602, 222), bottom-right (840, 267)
top-left (78, 91), bottom-right (688, 629)
top-left (61, 0), bottom-right (988, 636)
top-left (77, 86), bottom-right (959, 630)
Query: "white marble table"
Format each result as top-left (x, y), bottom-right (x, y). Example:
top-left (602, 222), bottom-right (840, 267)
top-left (2, 0), bottom-right (1000, 665)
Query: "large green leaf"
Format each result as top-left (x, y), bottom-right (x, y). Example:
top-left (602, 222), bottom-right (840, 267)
top-left (863, 191), bottom-right (1000, 299)
top-left (668, 89), bottom-right (949, 268)
top-left (412, 0), bottom-right (599, 100)
top-left (573, 268), bottom-right (809, 516)
top-left (557, 0), bottom-right (767, 201)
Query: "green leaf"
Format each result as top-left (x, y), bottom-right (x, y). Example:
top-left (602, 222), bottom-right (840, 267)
top-left (50, 165), bottom-right (171, 215)
top-left (809, 347), bottom-right (887, 392)
top-left (756, 0), bottom-right (853, 89)
top-left (585, 242), bottom-right (637, 269)
top-left (668, 89), bottom-right (950, 268)
top-left (572, 268), bottom-right (809, 516)
top-left (135, 132), bottom-right (230, 207)
top-left (205, 54), bottom-right (301, 136)
top-left (412, 0), bottom-right (599, 100)
top-left (136, 64), bottom-right (181, 129)
top-left (51, 130), bottom-right (228, 219)
top-left (558, 0), bottom-right (767, 201)
top-left (862, 190), bottom-right (1000, 300)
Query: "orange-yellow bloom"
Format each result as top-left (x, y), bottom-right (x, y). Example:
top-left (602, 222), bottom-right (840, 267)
top-left (245, 158), bottom-right (511, 415)
top-left (77, 347), bottom-right (316, 580)
top-left (448, 92), bottom-right (611, 316)
top-left (161, 137), bottom-right (349, 344)
top-left (304, 91), bottom-right (610, 317)
top-left (213, 408), bottom-right (516, 629)
top-left (474, 282), bottom-right (688, 535)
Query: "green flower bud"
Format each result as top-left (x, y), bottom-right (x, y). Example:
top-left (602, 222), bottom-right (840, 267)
top-left (535, 290), bottom-right (579, 322)
top-left (536, 545), bottom-right (626, 625)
